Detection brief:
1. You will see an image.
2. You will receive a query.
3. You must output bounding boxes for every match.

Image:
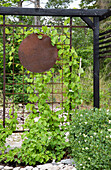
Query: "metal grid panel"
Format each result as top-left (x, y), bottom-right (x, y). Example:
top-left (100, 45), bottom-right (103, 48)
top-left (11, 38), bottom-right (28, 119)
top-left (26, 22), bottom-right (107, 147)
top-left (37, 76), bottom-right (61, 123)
top-left (0, 14), bottom-right (89, 132)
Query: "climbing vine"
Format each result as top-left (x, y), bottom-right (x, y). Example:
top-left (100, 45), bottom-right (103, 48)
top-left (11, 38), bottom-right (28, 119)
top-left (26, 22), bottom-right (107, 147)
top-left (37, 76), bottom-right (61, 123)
top-left (0, 18), bottom-right (83, 165)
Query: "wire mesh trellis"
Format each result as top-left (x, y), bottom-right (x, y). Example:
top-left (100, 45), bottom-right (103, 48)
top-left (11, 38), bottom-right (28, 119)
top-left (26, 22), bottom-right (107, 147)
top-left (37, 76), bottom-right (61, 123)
top-left (0, 7), bottom-right (111, 132)
top-left (0, 14), bottom-right (89, 132)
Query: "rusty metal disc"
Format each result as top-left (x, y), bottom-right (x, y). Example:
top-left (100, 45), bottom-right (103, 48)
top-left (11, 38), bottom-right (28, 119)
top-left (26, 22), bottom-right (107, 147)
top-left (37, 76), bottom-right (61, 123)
top-left (18, 33), bottom-right (58, 73)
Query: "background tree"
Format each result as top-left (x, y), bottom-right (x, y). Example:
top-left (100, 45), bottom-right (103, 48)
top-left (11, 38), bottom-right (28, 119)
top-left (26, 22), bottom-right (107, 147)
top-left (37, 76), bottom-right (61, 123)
top-left (45, 0), bottom-right (73, 9)
top-left (79, 0), bottom-right (111, 9)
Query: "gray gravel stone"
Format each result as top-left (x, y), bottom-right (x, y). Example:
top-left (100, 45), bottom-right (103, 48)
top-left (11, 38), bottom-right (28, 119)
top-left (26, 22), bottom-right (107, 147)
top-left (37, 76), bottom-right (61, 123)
top-left (52, 165), bottom-right (59, 170)
top-left (4, 166), bottom-right (13, 170)
top-left (0, 165), bottom-right (4, 170)
top-left (13, 167), bottom-right (21, 170)
top-left (37, 163), bottom-right (53, 170)
top-left (32, 168), bottom-right (39, 170)
top-left (60, 159), bottom-right (75, 165)
top-left (0, 164), bottom-right (77, 170)
top-left (25, 166), bottom-right (33, 170)
top-left (63, 165), bottom-right (71, 170)
top-left (72, 168), bottom-right (77, 170)
top-left (58, 164), bottom-right (64, 168)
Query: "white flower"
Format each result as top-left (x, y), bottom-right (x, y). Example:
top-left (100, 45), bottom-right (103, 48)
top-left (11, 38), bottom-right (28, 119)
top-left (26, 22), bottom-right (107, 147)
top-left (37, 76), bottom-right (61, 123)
top-left (80, 164), bottom-right (82, 166)
top-left (18, 104), bottom-right (22, 107)
top-left (65, 132), bottom-right (69, 137)
top-left (34, 117), bottom-right (40, 122)
top-left (83, 134), bottom-right (87, 137)
top-left (106, 110), bottom-right (109, 115)
top-left (106, 136), bottom-right (108, 138)
top-left (85, 147), bottom-right (88, 150)
top-left (80, 114), bottom-right (83, 117)
top-left (90, 136), bottom-right (93, 138)
top-left (65, 138), bottom-right (69, 142)
top-left (85, 122), bottom-right (87, 124)
top-left (108, 129), bottom-right (111, 132)
top-left (48, 136), bottom-right (51, 140)
top-left (84, 140), bottom-right (87, 142)
top-left (69, 89), bottom-right (74, 92)
top-left (83, 166), bottom-right (85, 169)
top-left (93, 132), bottom-right (97, 135)
top-left (109, 120), bottom-right (111, 124)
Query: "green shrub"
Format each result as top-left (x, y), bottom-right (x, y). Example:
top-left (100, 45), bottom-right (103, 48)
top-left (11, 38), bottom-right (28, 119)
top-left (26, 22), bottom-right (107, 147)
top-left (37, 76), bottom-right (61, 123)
top-left (0, 109), bottom-right (18, 157)
top-left (69, 108), bottom-right (111, 170)
top-left (18, 109), bottom-right (69, 165)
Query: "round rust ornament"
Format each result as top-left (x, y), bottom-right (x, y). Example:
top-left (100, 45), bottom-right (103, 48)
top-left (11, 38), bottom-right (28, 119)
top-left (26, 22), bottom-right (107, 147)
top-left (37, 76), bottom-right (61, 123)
top-left (18, 33), bottom-right (58, 73)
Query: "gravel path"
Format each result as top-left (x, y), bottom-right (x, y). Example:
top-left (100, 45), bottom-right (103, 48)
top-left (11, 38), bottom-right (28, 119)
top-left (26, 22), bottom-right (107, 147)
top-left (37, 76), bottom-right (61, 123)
top-left (0, 159), bottom-right (76, 170)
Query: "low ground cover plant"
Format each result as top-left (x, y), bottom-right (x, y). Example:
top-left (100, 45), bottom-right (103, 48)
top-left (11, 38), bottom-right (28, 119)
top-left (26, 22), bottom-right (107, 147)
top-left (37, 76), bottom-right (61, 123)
top-left (69, 108), bottom-right (111, 170)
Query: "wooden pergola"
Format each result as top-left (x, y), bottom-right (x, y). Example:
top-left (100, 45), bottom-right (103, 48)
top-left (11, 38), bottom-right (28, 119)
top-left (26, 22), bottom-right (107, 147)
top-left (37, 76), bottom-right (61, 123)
top-left (0, 7), bottom-right (111, 111)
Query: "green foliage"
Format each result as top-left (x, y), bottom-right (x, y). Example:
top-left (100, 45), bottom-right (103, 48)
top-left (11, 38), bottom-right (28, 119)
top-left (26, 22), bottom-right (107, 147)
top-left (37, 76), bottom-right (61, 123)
top-left (0, 19), bottom-right (82, 165)
top-left (80, 68), bottom-right (111, 109)
top-left (79, 0), bottom-right (111, 9)
top-left (17, 25), bottom-right (81, 165)
top-left (0, 109), bottom-right (18, 158)
top-left (0, 26), bottom-right (29, 103)
top-left (18, 110), bottom-right (69, 165)
top-left (69, 108), bottom-right (111, 170)
top-left (45, 0), bottom-right (73, 9)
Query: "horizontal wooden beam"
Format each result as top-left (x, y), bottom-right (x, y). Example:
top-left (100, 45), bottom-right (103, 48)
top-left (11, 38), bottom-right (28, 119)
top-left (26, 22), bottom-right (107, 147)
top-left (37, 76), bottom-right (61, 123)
top-left (99, 10), bottom-right (111, 21)
top-left (99, 39), bottom-right (111, 45)
top-left (99, 44), bottom-right (111, 50)
top-left (99, 49), bottom-right (111, 55)
top-left (99, 34), bottom-right (111, 41)
top-left (0, 7), bottom-right (110, 17)
top-left (99, 29), bottom-right (111, 36)
top-left (99, 55), bottom-right (111, 59)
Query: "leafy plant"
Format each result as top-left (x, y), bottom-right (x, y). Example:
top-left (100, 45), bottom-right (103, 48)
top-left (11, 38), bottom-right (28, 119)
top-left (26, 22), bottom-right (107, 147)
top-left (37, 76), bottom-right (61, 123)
top-left (0, 107), bottom-right (18, 159)
top-left (0, 20), bottom-right (82, 165)
top-left (69, 108), bottom-right (111, 170)
top-left (16, 24), bottom-right (82, 165)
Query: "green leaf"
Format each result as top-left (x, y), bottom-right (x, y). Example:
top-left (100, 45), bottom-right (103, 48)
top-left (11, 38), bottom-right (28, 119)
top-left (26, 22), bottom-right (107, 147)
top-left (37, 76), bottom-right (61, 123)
top-left (17, 39), bottom-right (22, 43)
top-left (36, 29), bottom-right (40, 34)
top-left (64, 18), bottom-right (70, 26)
top-left (78, 68), bottom-right (84, 74)
top-left (20, 29), bottom-right (24, 34)
top-left (16, 64), bottom-right (19, 67)
top-left (52, 29), bottom-right (57, 35)
top-left (8, 62), bottom-right (12, 67)
top-left (9, 56), bottom-right (13, 61)
top-left (5, 28), bottom-right (9, 34)
top-left (51, 35), bottom-right (58, 45)
top-left (65, 38), bottom-right (70, 44)
top-left (38, 35), bottom-right (43, 40)
top-left (60, 35), bottom-right (66, 42)
top-left (42, 26), bottom-right (47, 32)
top-left (58, 49), bottom-right (63, 56)
top-left (64, 27), bottom-right (69, 33)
